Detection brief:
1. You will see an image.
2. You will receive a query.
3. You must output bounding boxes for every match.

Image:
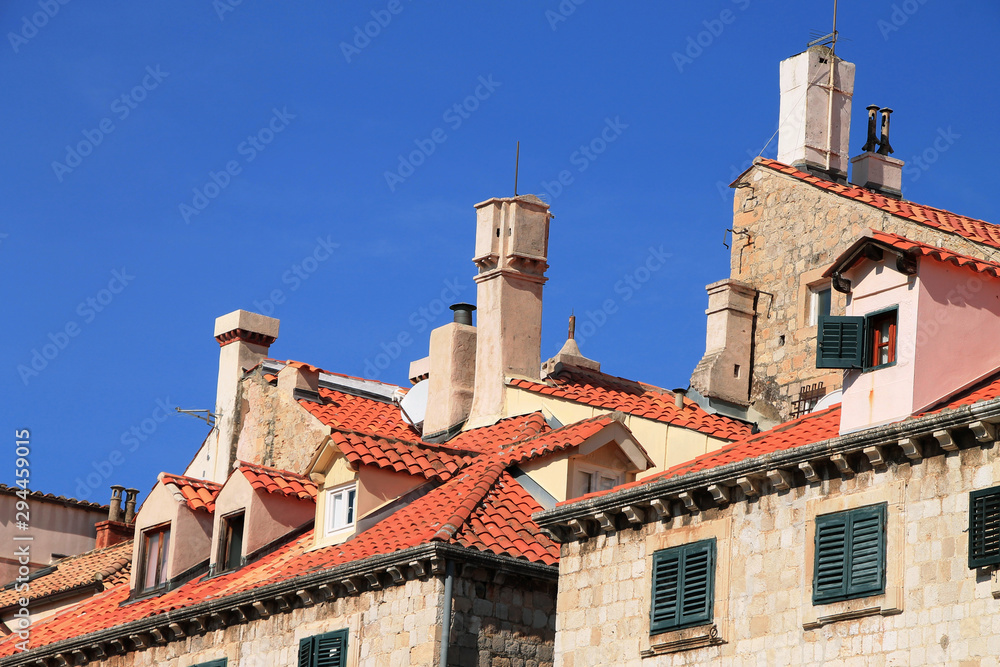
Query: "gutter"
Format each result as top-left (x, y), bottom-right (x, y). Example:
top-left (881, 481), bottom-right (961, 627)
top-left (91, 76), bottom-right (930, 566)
top-left (536, 396), bottom-right (1000, 528)
top-left (1, 543), bottom-right (556, 667)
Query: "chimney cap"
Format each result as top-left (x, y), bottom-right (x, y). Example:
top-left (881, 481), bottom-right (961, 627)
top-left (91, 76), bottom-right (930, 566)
top-left (450, 303), bottom-right (476, 326)
top-left (214, 309), bottom-right (280, 342)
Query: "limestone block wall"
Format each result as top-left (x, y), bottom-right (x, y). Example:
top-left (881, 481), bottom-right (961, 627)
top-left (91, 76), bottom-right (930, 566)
top-left (94, 577), bottom-right (444, 667)
top-left (449, 566), bottom-right (557, 667)
top-left (729, 166), bottom-right (999, 423)
top-left (554, 444), bottom-right (1000, 666)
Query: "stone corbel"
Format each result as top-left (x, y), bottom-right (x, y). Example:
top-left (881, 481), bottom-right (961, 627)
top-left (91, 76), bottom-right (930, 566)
top-left (707, 484), bottom-right (730, 505)
top-left (168, 622), bottom-right (186, 639)
top-left (622, 505), bottom-right (646, 524)
top-left (933, 429), bottom-right (958, 452)
top-left (767, 469), bottom-right (793, 492)
top-left (830, 453), bottom-right (853, 475)
top-left (317, 583), bottom-right (335, 599)
top-left (296, 589), bottom-right (316, 606)
top-left (864, 445), bottom-right (887, 469)
top-left (386, 566), bottom-right (406, 584)
top-left (594, 511), bottom-right (616, 532)
top-left (970, 421), bottom-right (997, 443)
top-left (737, 476), bottom-right (760, 497)
top-left (410, 560), bottom-right (427, 578)
top-left (899, 437), bottom-right (922, 460)
top-left (650, 498), bottom-right (672, 520)
top-left (252, 601), bottom-right (270, 618)
top-left (149, 628), bottom-right (168, 644)
top-left (832, 272), bottom-right (852, 294)
top-left (798, 461), bottom-right (821, 484)
top-left (568, 518), bottom-right (592, 539)
top-left (678, 491), bottom-right (699, 512)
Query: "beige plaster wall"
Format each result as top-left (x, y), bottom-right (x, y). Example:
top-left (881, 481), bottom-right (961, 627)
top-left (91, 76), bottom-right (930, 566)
top-left (0, 496), bottom-right (104, 581)
top-left (554, 444), bottom-right (1000, 666)
top-left (129, 484), bottom-right (212, 590)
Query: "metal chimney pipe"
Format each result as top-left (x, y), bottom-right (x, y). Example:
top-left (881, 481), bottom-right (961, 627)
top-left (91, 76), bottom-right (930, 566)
top-left (877, 107), bottom-right (894, 155)
top-left (861, 104), bottom-right (880, 152)
top-left (450, 303), bottom-right (476, 326)
top-left (108, 485), bottom-right (125, 523)
top-left (674, 388), bottom-right (687, 410)
top-left (124, 488), bottom-right (139, 523)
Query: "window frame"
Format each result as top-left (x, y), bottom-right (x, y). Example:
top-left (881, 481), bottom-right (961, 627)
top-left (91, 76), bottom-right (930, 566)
top-left (218, 511), bottom-right (246, 572)
top-left (138, 522), bottom-right (171, 593)
top-left (574, 463), bottom-right (623, 498)
top-left (969, 485), bottom-right (1000, 569)
top-left (864, 306), bottom-right (898, 371)
top-left (815, 306), bottom-right (899, 371)
top-left (649, 538), bottom-right (716, 634)
top-left (812, 503), bottom-right (887, 605)
top-left (298, 628), bottom-right (348, 667)
top-left (807, 283), bottom-right (833, 326)
top-left (324, 483), bottom-right (357, 536)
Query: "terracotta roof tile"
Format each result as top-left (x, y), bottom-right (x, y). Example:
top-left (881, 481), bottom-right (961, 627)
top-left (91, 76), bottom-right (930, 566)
top-left (300, 387), bottom-right (420, 441)
top-left (0, 540), bottom-right (133, 610)
top-left (863, 230), bottom-right (1000, 278)
top-left (509, 368), bottom-right (752, 440)
top-left (236, 461), bottom-right (317, 500)
top-left (757, 158), bottom-right (1000, 250)
top-left (158, 473), bottom-right (221, 513)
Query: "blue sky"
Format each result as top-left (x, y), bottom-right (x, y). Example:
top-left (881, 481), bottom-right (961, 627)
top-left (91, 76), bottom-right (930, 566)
top-left (3, 1), bottom-right (998, 504)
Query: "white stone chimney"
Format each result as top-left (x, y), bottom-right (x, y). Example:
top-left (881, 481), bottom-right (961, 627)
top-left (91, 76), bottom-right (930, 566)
top-left (465, 195), bottom-right (551, 429)
top-left (778, 45), bottom-right (855, 182)
top-left (421, 304), bottom-right (477, 439)
top-left (210, 310), bottom-right (279, 482)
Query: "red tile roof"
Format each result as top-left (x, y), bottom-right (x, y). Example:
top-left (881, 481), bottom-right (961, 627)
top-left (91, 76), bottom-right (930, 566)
top-left (509, 367), bottom-right (753, 440)
top-left (757, 158), bottom-right (1000, 250)
top-left (841, 230), bottom-right (1000, 279)
top-left (237, 461), bottom-right (317, 500)
top-left (158, 473), bottom-right (221, 513)
top-left (300, 386), bottom-right (420, 441)
top-left (331, 430), bottom-right (480, 482)
top-left (0, 540), bottom-right (133, 611)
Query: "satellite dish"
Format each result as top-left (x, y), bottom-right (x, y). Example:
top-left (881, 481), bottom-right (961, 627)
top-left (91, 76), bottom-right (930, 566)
top-left (399, 379), bottom-right (429, 429)
top-left (813, 389), bottom-right (842, 413)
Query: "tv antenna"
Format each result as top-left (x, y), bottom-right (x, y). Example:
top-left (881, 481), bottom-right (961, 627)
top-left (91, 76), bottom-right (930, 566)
top-left (807, 0), bottom-right (839, 53)
top-left (175, 408), bottom-right (216, 427)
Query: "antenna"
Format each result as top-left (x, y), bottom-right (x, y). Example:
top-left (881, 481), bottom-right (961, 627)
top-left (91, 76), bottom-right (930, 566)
top-left (806, 0), bottom-right (839, 51)
top-left (175, 408), bottom-right (216, 427)
top-left (514, 141), bottom-right (520, 196)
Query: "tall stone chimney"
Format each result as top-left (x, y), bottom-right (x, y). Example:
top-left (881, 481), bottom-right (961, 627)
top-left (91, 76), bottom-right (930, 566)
top-left (211, 310), bottom-right (279, 482)
top-left (465, 195), bottom-right (551, 429)
top-left (422, 304), bottom-right (477, 439)
top-left (777, 45), bottom-right (855, 182)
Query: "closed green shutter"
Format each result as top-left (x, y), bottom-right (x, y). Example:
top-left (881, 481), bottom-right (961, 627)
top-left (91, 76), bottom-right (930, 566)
top-left (650, 538), bottom-right (715, 634)
top-left (299, 630), bottom-right (347, 667)
top-left (816, 315), bottom-right (865, 369)
top-left (813, 504), bottom-right (886, 604)
top-left (970, 486), bottom-right (1000, 568)
top-left (192, 661), bottom-right (226, 667)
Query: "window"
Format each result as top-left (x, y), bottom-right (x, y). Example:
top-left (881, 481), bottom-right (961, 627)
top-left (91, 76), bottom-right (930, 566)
top-left (139, 524), bottom-right (171, 592)
top-left (650, 538), bottom-right (715, 634)
top-left (576, 467), bottom-right (622, 497)
top-left (813, 504), bottom-right (886, 604)
top-left (298, 629), bottom-right (347, 667)
top-left (192, 660), bottom-right (227, 667)
top-left (816, 307), bottom-right (897, 370)
top-left (324, 484), bottom-right (356, 535)
top-left (969, 486), bottom-right (1000, 568)
top-left (807, 284), bottom-right (832, 326)
top-left (218, 512), bottom-right (245, 572)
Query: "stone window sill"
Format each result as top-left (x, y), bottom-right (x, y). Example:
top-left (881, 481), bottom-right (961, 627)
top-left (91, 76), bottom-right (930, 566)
top-left (802, 594), bottom-right (901, 630)
top-left (641, 623), bottom-right (725, 657)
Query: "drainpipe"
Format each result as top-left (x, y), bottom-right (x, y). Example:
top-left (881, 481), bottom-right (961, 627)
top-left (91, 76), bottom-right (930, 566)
top-left (439, 560), bottom-right (454, 667)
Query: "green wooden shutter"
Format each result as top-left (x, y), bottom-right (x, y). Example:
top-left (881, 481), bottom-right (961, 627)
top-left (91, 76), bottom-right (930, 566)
top-left (192, 661), bottom-right (226, 667)
top-left (813, 513), bottom-right (848, 602)
top-left (678, 540), bottom-right (714, 628)
top-left (650, 539), bottom-right (715, 634)
top-left (298, 637), bottom-right (313, 667)
top-left (970, 486), bottom-right (1000, 568)
top-left (814, 504), bottom-right (886, 604)
top-left (816, 315), bottom-right (865, 369)
top-left (846, 504), bottom-right (886, 598)
top-left (650, 549), bottom-right (680, 633)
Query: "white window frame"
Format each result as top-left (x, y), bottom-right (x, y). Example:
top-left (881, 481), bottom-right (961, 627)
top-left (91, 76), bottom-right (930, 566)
top-left (574, 463), bottom-right (623, 498)
top-left (324, 483), bottom-right (357, 536)
top-left (807, 282), bottom-right (833, 326)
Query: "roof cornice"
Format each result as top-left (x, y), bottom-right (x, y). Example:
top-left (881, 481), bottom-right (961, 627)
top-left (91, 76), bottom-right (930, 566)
top-left (535, 397), bottom-right (1000, 536)
top-left (2, 543), bottom-right (556, 666)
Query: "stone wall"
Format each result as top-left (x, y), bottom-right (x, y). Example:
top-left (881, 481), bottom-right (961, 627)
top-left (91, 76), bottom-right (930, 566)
top-left (554, 443), bottom-right (1000, 666)
top-left (449, 566), bottom-right (557, 667)
top-left (729, 166), bottom-right (1000, 423)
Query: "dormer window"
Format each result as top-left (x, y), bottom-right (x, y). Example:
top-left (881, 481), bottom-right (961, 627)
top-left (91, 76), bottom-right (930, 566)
top-left (575, 464), bottom-right (624, 498)
top-left (867, 308), bottom-right (897, 369)
top-left (139, 524), bottom-right (170, 592)
top-left (325, 483), bottom-right (357, 536)
top-left (218, 512), bottom-right (245, 572)
top-left (816, 306), bottom-right (898, 371)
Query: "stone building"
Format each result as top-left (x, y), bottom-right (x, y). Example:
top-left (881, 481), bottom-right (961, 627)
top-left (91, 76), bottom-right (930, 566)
top-left (538, 228), bottom-right (1000, 665)
top-left (690, 45), bottom-right (1000, 425)
top-left (0, 194), bottom-right (751, 667)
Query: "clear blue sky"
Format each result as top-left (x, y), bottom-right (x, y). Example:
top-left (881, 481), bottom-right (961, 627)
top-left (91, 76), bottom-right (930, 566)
top-left (3, 1), bottom-right (998, 504)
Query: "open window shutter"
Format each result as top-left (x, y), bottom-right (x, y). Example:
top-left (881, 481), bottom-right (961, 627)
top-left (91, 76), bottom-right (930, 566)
top-left (816, 315), bottom-right (865, 369)
top-left (970, 486), bottom-right (1000, 568)
top-left (846, 504), bottom-right (885, 597)
top-left (813, 513), bottom-right (848, 603)
top-left (298, 637), bottom-right (313, 667)
top-left (650, 549), bottom-right (680, 633)
top-left (677, 540), bottom-right (714, 627)
top-left (315, 630), bottom-right (347, 667)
